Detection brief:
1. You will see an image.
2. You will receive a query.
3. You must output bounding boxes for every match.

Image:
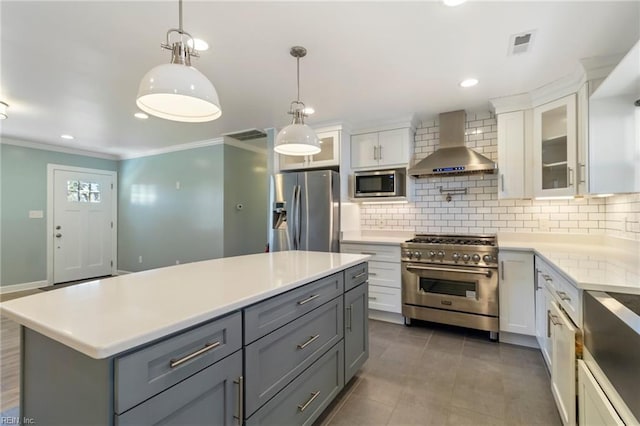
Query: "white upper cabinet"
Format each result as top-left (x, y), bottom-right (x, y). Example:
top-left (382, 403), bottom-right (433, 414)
top-left (351, 128), bottom-right (412, 170)
top-left (533, 94), bottom-right (578, 197)
top-left (278, 128), bottom-right (341, 171)
top-left (497, 110), bottom-right (532, 199)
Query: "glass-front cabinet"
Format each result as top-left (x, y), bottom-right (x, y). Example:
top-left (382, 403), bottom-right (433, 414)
top-left (533, 94), bottom-right (577, 197)
top-left (278, 129), bottom-right (340, 171)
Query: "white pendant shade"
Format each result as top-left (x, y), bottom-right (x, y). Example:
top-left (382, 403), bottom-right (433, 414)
top-left (275, 123), bottom-right (321, 155)
top-left (136, 63), bottom-right (221, 123)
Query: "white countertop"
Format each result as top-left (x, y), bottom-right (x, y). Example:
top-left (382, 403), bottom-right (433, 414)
top-left (0, 251), bottom-right (369, 359)
top-left (341, 230), bottom-right (413, 245)
top-left (498, 233), bottom-right (640, 295)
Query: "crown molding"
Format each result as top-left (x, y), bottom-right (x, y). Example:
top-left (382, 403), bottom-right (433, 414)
top-left (120, 138), bottom-right (225, 160)
top-left (224, 138), bottom-right (268, 155)
top-left (489, 93), bottom-right (533, 115)
top-left (351, 114), bottom-right (418, 135)
top-left (0, 136), bottom-right (119, 160)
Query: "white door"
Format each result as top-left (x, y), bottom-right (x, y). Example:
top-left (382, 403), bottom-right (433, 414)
top-left (377, 128), bottom-right (409, 167)
top-left (350, 132), bottom-right (379, 169)
top-left (53, 169), bottom-right (114, 283)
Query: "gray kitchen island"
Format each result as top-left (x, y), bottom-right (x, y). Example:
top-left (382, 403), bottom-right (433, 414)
top-left (0, 251), bottom-right (370, 426)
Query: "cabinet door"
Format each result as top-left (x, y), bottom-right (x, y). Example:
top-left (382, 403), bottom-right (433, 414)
top-left (497, 111), bottom-right (526, 199)
top-left (308, 130), bottom-right (340, 168)
top-left (577, 361), bottom-right (625, 426)
top-left (344, 283), bottom-right (369, 383)
top-left (377, 128), bottom-right (410, 167)
top-left (534, 272), bottom-right (552, 370)
top-left (115, 350), bottom-right (242, 426)
top-left (550, 301), bottom-right (576, 426)
top-left (351, 133), bottom-right (379, 169)
top-left (498, 251), bottom-right (535, 335)
top-left (533, 94), bottom-right (577, 197)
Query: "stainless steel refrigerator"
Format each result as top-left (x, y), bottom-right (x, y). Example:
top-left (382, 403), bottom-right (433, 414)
top-left (269, 170), bottom-right (340, 252)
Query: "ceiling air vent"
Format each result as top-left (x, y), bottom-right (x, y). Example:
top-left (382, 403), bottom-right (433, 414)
top-left (508, 30), bottom-right (536, 56)
top-left (223, 128), bottom-right (267, 141)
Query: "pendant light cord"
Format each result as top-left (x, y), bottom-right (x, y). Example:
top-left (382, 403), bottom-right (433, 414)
top-left (178, 0), bottom-right (183, 34)
top-left (296, 56), bottom-right (301, 103)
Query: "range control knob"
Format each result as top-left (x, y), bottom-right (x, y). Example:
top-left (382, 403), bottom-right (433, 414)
top-left (429, 251), bottom-right (436, 258)
top-left (462, 254), bottom-right (470, 262)
top-left (437, 251), bottom-right (445, 258)
top-left (413, 251), bottom-right (422, 259)
top-left (472, 254), bottom-right (481, 263)
top-left (452, 252), bottom-right (460, 261)
top-left (404, 251), bottom-right (413, 259)
top-left (483, 254), bottom-right (493, 263)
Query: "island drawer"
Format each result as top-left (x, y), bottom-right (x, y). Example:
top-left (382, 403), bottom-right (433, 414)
top-left (115, 350), bottom-right (242, 425)
top-left (246, 341), bottom-right (344, 426)
top-left (345, 262), bottom-right (368, 291)
top-left (244, 272), bottom-right (344, 344)
top-left (245, 296), bottom-right (344, 416)
top-left (114, 311), bottom-right (242, 414)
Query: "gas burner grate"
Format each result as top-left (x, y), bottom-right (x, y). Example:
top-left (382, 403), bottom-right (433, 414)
top-left (405, 235), bottom-right (496, 246)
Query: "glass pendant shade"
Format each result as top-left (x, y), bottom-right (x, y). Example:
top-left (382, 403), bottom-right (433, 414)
top-left (136, 63), bottom-right (221, 123)
top-left (275, 122), bottom-right (321, 155)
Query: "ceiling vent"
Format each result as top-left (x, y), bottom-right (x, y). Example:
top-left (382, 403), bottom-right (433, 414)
top-left (508, 30), bottom-right (536, 55)
top-left (223, 128), bottom-right (267, 141)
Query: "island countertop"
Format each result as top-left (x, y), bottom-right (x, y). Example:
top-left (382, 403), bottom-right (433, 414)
top-left (0, 251), bottom-right (369, 359)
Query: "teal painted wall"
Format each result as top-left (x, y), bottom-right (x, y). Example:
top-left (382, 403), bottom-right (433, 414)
top-left (118, 145), bottom-right (226, 272)
top-left (0, 141), bottom-right (118, 286)
top-left (223, 144), bottom-right (268, 257)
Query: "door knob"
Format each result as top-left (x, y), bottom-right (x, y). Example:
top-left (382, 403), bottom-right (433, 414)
top-left (55, 233), bottom-right (62, 238)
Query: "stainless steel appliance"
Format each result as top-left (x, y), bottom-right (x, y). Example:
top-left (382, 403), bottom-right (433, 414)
top-left (401, 234), bottom-right (499, 339)
top-left (584, 291), bottom-right (640, 420)
top-left (408, 110), bottom-right (496, 177)
top-left (352, 168), bottom-right (406, 198)
top-left (269, 170), bottom-right (340, 252)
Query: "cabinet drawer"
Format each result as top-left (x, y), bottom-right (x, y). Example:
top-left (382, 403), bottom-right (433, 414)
top-left (246, 342), bottom-right (344, 426)
top-left (368, 285), bottom-right (401, 313)
top-left (369, 261), bottom-right (401, 289)
top-left (345, 263), bottom-right (368, 291)
top-left (245, 296), bottom-right (343, 416)
top-left (536, 256), bottom-right (581, 327)
top-left (115, 312), bottom-right (242, 414)
top-left (341, 243), bottom-right (401, 263)
top-left (115, 350), bottom-right (242, 425)
top-left (244, 272), bottom-right (344, 345)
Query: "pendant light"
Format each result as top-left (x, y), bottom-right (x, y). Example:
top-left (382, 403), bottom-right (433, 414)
top-left (274, 46), bottom-right (320, 156)
top-left (136, 0), bottom-right (221, 122)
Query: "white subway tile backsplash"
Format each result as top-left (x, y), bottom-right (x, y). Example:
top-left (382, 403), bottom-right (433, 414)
top-left (359, 111), bottom-right (640, 240)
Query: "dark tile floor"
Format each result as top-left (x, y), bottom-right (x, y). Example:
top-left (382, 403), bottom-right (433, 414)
top-left (316, 319), bottom-right (561, 426)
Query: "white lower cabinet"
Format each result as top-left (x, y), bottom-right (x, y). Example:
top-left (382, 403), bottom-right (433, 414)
top-left (577, 360), bottom-right (624, 426)
top-left (550, 300), bottom-right (577, 426)
top-left (534, 273), bottom-right (553, 369)
top-left (498, 250), bottom-right (535, 335)
top-left (341, 242), bottom-right (401, 314)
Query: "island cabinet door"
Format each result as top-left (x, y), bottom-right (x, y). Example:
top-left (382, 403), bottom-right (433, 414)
top-left (115, 350), bottom-right (243, 426)
top-left (344, 282), bottom-right (369, 383)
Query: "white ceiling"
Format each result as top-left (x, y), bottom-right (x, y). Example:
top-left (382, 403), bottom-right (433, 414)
top-left (1, 1), bottom-right (638, 158)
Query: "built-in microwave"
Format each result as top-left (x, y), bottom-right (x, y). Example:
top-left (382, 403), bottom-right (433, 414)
top-left (352, 168), bottom-right (406, 198)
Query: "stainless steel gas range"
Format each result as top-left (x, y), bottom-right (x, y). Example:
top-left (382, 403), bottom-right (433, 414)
top-left (401, 234), bottom-right (499, 340)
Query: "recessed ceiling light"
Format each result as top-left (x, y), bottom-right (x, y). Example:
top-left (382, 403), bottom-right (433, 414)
top-left (187, 38), bottom-right (209, 51)
top-left (303, 107), bottom-right (315, 115)
top-left (443, 0), bottom-right (467, 6)
top-left (134, 112), bottom-right (149, 119)
top-left (60, 134), bottom-right (74, 140)
top-left (460, 78), bottom-right (479, 88)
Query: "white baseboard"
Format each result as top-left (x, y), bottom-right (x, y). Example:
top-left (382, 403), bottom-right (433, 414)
top-left (117, 270), bottom-right (133, 275)
top-left (368, 310), bottom-right (404, 325)
top-left (499, 331), bottom-right (539, 348)
top-left (0, 280), bottom-right (49, 294)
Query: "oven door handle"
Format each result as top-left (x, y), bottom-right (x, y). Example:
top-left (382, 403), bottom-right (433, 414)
top-left (406, 264), bottom-right (493, 278)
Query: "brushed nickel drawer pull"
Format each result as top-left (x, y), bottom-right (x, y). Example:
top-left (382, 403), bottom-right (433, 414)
top-left (170, 341), bottom-right (221, 368)
top-left (297, 334), bottom-right (320, 349)
top-left (346, 304), bottom-right (353, 331)
top-left (557, 291), bottom-right (571, 301)
top-left (297, 294), bottom-right (320, 305)
top-left (549, 314), bottom-right (562, 326)
top-left (352, 271), bottom-right (367, 279)
top-left (543, 274), bottom-right (552, 282)
top-left (368, 296), bottom-right (378, 300)
top-left (368, 272), bottom-right (377, 276)
top-left (360, 251), bottom-right (376, 255)
top-left (233, 376), bottom-right (244, 424)
top-left (298, 391), bottom-right (321, 412)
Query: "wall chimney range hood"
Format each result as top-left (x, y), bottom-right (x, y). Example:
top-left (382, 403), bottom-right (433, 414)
top-left (408, 110), bottom-right (496, 177)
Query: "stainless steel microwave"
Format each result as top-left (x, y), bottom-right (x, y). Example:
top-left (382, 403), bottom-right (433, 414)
top-left (352, 168), bottom-right (406, 198)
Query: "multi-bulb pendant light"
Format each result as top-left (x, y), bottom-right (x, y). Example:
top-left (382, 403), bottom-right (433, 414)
top-left (136, 0), bottom-right (221, 122)
top-left (274, 46), bottom-right (320, 156)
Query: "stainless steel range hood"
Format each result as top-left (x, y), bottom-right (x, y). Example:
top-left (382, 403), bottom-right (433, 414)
top-left (408, 110), bottom-right (496, 177)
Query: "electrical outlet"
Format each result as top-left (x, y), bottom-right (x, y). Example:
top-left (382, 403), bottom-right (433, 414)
top-left (138, 256), bottom-right (143, 263)
top-left (175, 260), bottom-right (180, 265)
top-left (376, 217), bottom-right (386, 228)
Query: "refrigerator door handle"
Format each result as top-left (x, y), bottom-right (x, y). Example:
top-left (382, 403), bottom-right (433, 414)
top-left (296, 184), bottom-right (302, 249)
top-left (290, 184), bottom-right (298, 250)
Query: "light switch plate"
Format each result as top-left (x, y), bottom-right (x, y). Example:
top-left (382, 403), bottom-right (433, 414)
top-left (29, 210), bottom-right (44, 219)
